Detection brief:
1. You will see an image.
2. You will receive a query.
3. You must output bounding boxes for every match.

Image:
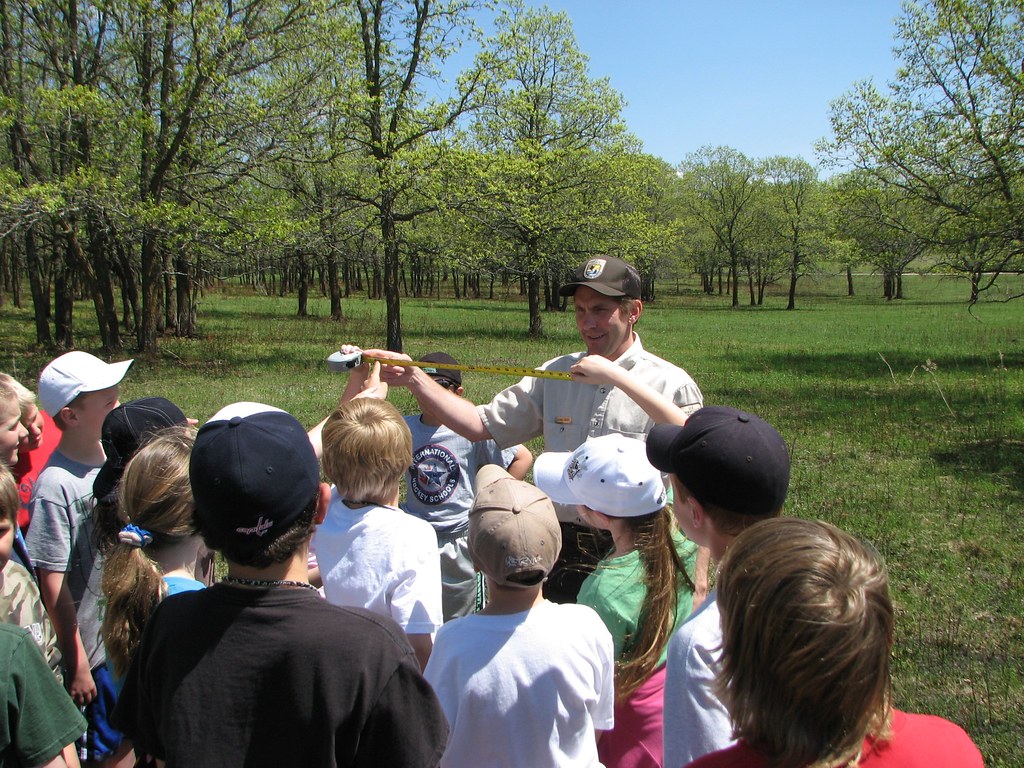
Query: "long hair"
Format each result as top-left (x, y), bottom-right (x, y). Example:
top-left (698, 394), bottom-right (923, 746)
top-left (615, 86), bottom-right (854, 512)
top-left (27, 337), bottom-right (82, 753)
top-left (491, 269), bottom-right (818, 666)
top-left (715, 518), bottom-right (894, 768)
top-left (615, 505), bottom-right (695, 700)
top-left (101, 428), bottom-right (195, 678)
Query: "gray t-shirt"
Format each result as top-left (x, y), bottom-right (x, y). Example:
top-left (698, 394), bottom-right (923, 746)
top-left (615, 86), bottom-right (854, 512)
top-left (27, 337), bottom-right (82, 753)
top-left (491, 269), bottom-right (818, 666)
top-left (403, 417), bottom-right (518, 535)
top-left (25, 449), bottom-right (106, 669)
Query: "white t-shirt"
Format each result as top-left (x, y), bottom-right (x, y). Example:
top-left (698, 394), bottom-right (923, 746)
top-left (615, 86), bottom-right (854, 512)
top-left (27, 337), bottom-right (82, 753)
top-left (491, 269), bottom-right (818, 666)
top-left (662, 591), bottom-right (735, 767)
top-left (424, 600), bottom-right (616, 768)
top-left (313, 490), bottom-right (442, 635)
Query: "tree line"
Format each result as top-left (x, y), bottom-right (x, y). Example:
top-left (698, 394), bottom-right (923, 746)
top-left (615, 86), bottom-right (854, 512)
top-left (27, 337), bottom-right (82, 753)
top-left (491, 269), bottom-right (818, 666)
top-left (2, 0), bottom-right (1021, 354)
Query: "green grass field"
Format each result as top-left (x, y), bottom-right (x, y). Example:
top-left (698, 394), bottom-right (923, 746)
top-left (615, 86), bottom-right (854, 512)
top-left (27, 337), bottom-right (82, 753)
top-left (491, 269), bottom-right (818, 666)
top-left (2, 270), bottom-right (1022, 764)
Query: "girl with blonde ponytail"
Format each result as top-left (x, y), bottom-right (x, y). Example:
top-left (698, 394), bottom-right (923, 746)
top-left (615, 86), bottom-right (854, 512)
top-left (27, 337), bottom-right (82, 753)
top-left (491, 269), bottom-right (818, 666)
top-left (101, 427), bottom-right (202, 681)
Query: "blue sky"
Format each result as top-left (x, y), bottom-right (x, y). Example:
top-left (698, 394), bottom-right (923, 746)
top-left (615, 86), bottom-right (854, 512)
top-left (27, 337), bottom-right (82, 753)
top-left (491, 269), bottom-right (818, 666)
top-left (521, 0), bottom-right (905, 168)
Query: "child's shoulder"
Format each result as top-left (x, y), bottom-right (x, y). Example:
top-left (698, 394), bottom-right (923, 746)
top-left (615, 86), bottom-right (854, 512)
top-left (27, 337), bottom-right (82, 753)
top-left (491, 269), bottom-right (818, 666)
top-left (0, 560), bottom-right (40, 604)
top-left (537, 600), bottom-right (610, 634)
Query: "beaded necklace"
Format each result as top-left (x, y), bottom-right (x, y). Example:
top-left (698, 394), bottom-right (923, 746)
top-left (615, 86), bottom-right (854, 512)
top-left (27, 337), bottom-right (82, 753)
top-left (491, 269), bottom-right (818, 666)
top-left (222, 576), bottom-right (319, 592)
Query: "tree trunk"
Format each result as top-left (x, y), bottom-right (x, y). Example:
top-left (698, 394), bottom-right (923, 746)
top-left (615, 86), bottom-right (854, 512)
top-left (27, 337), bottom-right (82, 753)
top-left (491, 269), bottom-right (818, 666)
top-left (175, 253), bottom-right (194, 336)
top-left (54, 267), bottom-right (74, 349)
top-left (86, 216), bottom-right (121, 351)
top-left (296, 252), bottom-right (308, 317)
top-left (381, 206), bottom-right (403, 351)
top-left (787, 261), bottom-right (798, 310)
top-left (847, 266), bottom-right (855, 297)
top-left (23, 227), bottom-right (52, 346)
top-left (139, 230), bottom-right (161, 352)
top-left (730, 257), bottom-right (739, 307)
top-left (327, 251), bottom-right (342, 320)
top-left (527, 272), bottom-right (543, 338)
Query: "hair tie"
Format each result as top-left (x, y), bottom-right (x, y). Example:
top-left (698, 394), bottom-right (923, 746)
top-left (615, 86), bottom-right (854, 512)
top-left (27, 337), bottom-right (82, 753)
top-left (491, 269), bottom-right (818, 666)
top-left (118, 524), bottom-right (154, 548)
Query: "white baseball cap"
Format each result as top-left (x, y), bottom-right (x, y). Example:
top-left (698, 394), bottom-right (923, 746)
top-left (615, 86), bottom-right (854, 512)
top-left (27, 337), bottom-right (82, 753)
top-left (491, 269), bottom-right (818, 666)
top-left (38, 351), bottom-right (134, 416)
top-left (533, 433), bottom-right (667, 518)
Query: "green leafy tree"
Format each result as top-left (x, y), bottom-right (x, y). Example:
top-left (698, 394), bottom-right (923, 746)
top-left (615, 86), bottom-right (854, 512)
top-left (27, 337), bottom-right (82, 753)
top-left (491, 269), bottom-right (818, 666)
top-left (468, 1), bottom-right (640, 337)
top-left (331, 0), bottom-right (487, 352)
top-left (761, 156), bottom-right (824, 310)
top-left (824, 0), bottom-right (1024, 302)
top-left (678, 146), bottom-right (760, 308)
top-left (832, 171), bottom-right (929, 299)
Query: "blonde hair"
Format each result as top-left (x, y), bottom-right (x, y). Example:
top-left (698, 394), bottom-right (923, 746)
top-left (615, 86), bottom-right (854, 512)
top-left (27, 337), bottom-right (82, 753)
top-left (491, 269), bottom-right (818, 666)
top-left (614, 505), bottom-right (695, 700)
top-left (101, 428), bottom-right (196, 678)
top-left (0, 377), bottom-right (19, 414)
top-left (715, 518), bottom-right (893, 768)
top-left (0, 374), bottom-right (35, 417)
top-left (0, 465), bottom-right (17, 523)
top-left (320, 399), bottom-right (411, 505)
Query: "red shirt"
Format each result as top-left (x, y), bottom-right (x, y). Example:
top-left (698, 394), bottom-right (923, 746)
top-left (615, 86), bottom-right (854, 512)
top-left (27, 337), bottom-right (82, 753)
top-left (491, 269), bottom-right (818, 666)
top-left (13, 410), bottom-right (58, 531)
top-left (684, 710), bottom-right (983, 768)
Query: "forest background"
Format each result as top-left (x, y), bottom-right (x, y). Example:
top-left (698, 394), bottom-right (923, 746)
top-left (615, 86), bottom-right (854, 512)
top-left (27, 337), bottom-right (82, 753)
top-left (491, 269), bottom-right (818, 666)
top-left (1, 0), bottom-right (1022, 764)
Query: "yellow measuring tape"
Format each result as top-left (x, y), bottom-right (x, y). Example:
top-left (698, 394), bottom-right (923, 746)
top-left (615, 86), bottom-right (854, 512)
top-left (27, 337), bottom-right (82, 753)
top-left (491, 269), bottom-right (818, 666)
top-left (326, 351), bottom-right (574, 381)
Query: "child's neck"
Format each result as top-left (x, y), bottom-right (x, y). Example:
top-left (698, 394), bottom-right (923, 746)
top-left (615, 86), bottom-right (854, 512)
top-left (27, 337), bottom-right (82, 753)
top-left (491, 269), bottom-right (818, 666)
top-left (606, 518), bottom-right (635, 558)
top-left (418, 413), bottom-right (443, 428)
top-left (155, 537), bottom-right (202, 581)
top-left (479, 581), bottom-right (545, 615)
top-left (57, 430), bottom-right (105, 467)
top-left (344, 488), bottom-right (400, 508)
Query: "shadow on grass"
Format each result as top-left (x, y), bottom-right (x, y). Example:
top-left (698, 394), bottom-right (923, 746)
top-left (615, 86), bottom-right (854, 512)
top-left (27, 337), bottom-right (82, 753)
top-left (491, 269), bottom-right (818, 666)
top-left (720, 351), bottom-right (1022, 379)
top-left (932, 439), bottom-right (1024, 496)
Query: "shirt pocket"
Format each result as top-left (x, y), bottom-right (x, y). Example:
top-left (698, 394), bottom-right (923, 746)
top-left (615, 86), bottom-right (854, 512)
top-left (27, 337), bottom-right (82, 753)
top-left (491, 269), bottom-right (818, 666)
top-left (543, 420), bottom-right (586, 451)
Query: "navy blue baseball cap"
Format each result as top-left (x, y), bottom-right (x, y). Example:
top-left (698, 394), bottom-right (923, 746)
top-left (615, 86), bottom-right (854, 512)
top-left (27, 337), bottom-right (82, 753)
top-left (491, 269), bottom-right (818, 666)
top-left (646, 406), bottom-right (790, 516)
top-left (190, 403), bottom-right (320, 558)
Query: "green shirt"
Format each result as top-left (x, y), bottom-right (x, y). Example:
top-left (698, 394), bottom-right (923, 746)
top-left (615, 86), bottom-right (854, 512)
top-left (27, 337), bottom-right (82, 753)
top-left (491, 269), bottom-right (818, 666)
top-left (577, 531), bottom-right (698, 666)
top-left (0, 623), bottom-right (86, 767)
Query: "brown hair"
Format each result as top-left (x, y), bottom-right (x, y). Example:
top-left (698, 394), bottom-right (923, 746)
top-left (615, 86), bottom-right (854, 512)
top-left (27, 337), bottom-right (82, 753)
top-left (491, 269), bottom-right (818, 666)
top-left (614, 505), bottom-right (695, 700)
top-left (101, 428), bottom-right (196, 678)
top-left (320, 399), bottom-right (411, 505)
top-left (715, 518), bottom-right (894, 768)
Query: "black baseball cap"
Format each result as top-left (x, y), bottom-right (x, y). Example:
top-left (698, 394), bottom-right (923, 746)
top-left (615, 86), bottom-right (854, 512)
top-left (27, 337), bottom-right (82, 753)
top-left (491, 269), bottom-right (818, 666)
top-left (646, 406), bottom-right (790, 516)
top-left (420, 351), bottom-right (461, 388)
top-left (94, 397), bottom-right (188, 503)
top-left (558, 257), bottom-right (642, 298)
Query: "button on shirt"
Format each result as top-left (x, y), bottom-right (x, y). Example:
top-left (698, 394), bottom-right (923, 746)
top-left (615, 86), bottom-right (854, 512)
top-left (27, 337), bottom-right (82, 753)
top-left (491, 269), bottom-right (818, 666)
top-left (479, 334), bottom-right (703, 521)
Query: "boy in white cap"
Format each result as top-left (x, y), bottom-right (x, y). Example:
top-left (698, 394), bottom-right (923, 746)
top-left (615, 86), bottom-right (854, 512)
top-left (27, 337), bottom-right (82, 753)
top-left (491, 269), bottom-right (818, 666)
top-left (424, 464), bottom-right (615, 768)
top-left (26, 350), bottom-right (132, 766)
top-left (112, 402), bottom-right (449, 767)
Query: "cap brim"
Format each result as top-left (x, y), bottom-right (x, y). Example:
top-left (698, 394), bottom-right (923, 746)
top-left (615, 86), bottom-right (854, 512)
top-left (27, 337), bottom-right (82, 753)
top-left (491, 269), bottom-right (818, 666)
top-left (476, 463), bottom-right (513, 490)
top-left (92, 462), bottom-right (122, 503)
top-left (646, 424), bottom-right (684, 473)
top-left (558, 282), bottom-right (627, 298)
top-left (207, 401), bottom-right (286, 423)
top-left (81, 359), bottom-right (134, 395)
top-left (531, 451), bottom-right (579, 506)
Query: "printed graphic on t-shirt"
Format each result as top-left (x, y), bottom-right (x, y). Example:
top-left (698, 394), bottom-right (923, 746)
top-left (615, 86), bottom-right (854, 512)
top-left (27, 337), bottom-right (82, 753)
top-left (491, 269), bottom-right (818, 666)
top-left (409, 443), bottom-right (460, 506)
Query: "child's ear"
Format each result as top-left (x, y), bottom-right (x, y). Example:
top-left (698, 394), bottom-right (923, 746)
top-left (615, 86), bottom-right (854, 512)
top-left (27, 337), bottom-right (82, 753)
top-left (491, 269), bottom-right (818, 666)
top-left (454, 385), bottom-right (465, 397)
top-left (59, 405), bottom-right (76, 425)
top-left (688, 497), bottom-right (706, 529)
top-left (314, 482), bottom-right (330, 525)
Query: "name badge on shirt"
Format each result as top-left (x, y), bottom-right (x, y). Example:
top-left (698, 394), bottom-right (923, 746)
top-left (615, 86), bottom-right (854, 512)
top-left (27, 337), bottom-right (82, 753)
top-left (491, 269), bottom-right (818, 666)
top-left (555, 416), bottom-right (572, 424)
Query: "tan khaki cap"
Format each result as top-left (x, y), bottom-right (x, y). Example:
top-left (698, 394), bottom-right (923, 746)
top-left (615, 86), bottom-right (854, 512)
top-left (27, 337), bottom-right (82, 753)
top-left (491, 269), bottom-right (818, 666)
top-left (469, 465), bottom-right (562, 588)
